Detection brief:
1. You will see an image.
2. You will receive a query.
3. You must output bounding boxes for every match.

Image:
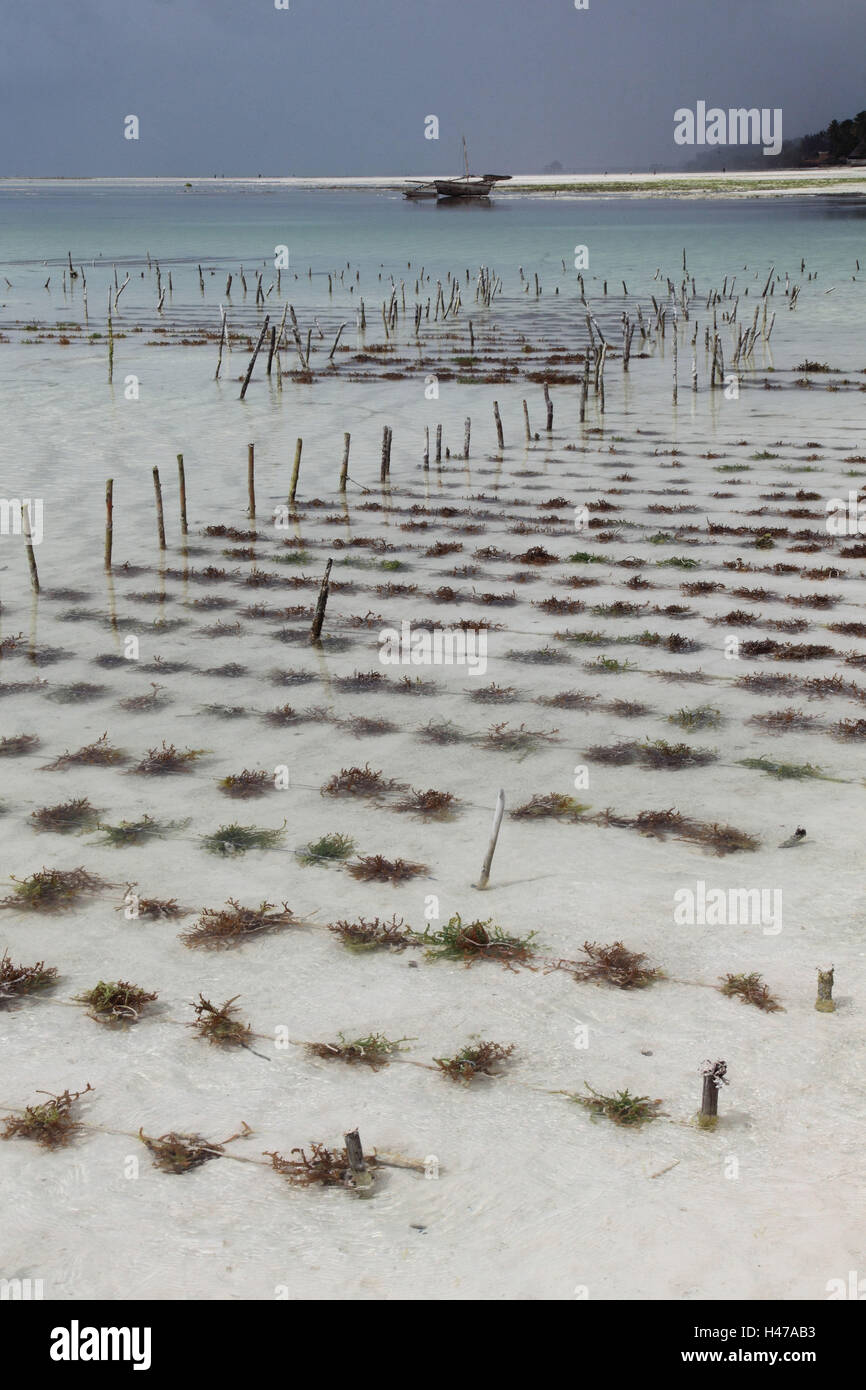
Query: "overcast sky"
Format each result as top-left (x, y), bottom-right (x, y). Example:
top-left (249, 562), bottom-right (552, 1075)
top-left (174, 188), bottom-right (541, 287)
top-left (1, 0), bottom-right (864, 176)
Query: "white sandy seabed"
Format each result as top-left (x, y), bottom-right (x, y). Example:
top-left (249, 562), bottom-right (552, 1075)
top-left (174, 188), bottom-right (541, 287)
top-left (1, 279), bottom-right (866, 1302)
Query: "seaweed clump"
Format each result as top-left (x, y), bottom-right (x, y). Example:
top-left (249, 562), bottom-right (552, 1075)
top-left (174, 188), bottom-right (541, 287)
top-left (42, 733), bottom-right (127, 769)
top-left (181, 899), bottom-right (295, 949)
top-left (75, 979), bottom-right (158, 1025)
top-left (2, 1083), bottom-right (94, 1148)
top-left (0, 866), bottom-right (106, 912)
top-left (321, 764), bottom-right (405, 798)
top-left (719, 972), bottom-right (783, 1013)
top-left (393, 788), bottom-right (458, 820)
top-left (0, 950), bottom-right (58, 1003)
top-left (511, 793), bottom-right (589, 821)
top-left (202, 823), bottom-right (286, 856)
top-left (265, 1143), bottom-right (378, 1188)
top-left (348, 854), bottom-right (428, 884)
top-left (132, 742), bottom-right (206, 775)
top-left (188, 994), bottom-right (252, 1047)
top-left (547, 941), bottom-right (662, 990)
top-left (298, 832), bottom-right (355, 866)
top-left (306, 1033), bottom-right (410, 1071)
top-left (419, 914), bottom-right (537, 970)
top-left (218, 768), bottom-right (273, 799)
top-left (327, 915), bottom-right (415, 953)
top-left (570, 1083), bottom-right (662, 1127)
top-left (139, 1131), bottom-right (223, 1173)
top-left (0, 733), bottom-right (40, 757)
top-left (31, 798), bottom-right (101, 834)
top-left (434, 1040), bottom-right (515, 1084)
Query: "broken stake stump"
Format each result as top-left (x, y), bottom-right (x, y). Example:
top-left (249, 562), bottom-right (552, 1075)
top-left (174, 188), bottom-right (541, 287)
top-left (310, 557), bottom-right (333, 643)
top-left (698, 1059), bottom-right (728, 1130)
top-left (476, 788), bottom-right (505, 890)
top-left (815, 966), bottom-right (835, 1013)
top-left (344, 1127), bottom-right (373, 1191)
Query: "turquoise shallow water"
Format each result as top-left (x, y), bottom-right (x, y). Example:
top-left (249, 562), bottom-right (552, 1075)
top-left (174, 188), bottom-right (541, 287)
top-left (0, 185), bottom-right (864, 569)
top-left (2, 185), bottom-right (865, 322)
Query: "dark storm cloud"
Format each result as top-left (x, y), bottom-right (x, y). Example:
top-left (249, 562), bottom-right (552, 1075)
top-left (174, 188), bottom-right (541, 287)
top-left (0, 0), bottom-right (863, 175)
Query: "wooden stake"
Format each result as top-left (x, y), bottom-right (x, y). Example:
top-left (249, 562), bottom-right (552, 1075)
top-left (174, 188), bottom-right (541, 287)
top-left (476, 788), bottom-right (505, 890)
top-left (344, 1128), bottom-right (373, 1190)
top-left (493, 400), bottom-right (504, 449)
top-left (215, 307), bottom-right (227, 380)
top-left (544, 382), bottom-right (553, 431)
top-left (463, 417), bottom-right (471, 460)
top-left (339, 432), bottom-right (351, 492)
top-left (522, 399), bottom-right (531, 442)
top-left (177, 454), bottom-right (188, 534)
top-left (310, 557), bottom-right (333, 642)
top-left (104, 479), bottom-right (113, 570)
top-left (247, 443), bottom-right (256, 518)
top-left (329, 322), bottom-right (347, 361)
top-left (435, 423), bottom-right (442, 464)
top-left (815, 966), bottom-right (835, 1013)
top-left (423, 426), bottom-right (429, 471)
top-left (22, 503), bottom-right (40, 593)
top-left (289, 438), bottom-right (302, 504)
top-left (699, 1059), bottom-right (727, 1129)
top-left (152, 467), bottom-right (166, 550)
top-left (239, 314), bottom-right (270, 400)
top-left (380, 425), bottom-right (392, 482)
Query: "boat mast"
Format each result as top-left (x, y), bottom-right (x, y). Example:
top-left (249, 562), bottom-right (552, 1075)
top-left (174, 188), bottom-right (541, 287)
top-left (462, 135), bottom-right (470, 178)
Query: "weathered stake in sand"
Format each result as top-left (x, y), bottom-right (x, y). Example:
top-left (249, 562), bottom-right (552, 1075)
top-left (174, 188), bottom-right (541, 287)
top-left (152, 467), bottom-right (166, 551)
top-left (289, 438), bottom-right (303, 504)
top-left (22, 502), bottom-right (40, 593)
top-left (699, 1059), bottom-right (727, 1129)
top-left (310, 557), bottom-right (333, 643)
top-left (815, 967), bottom-right (835, 1013)
top-left (177, 454), bottom-right (188, 535)
top-left (239, 315), bottom-right (270, 400)
top-left (476, 788), bottom-right (506, 890)
top-left (344, 1128), bottom-right (373, 1191)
